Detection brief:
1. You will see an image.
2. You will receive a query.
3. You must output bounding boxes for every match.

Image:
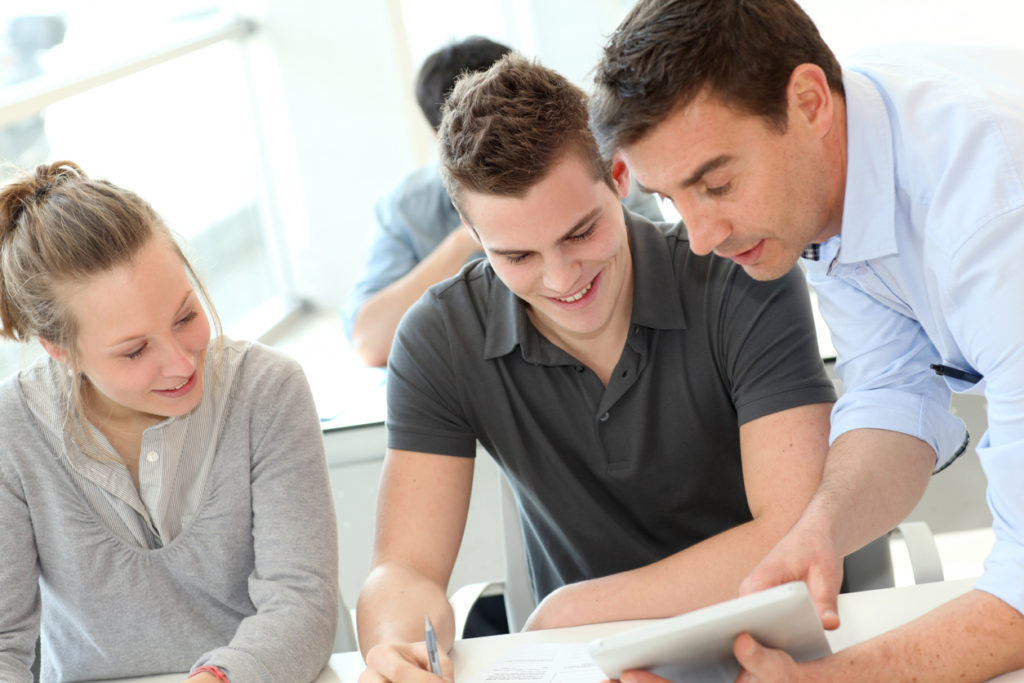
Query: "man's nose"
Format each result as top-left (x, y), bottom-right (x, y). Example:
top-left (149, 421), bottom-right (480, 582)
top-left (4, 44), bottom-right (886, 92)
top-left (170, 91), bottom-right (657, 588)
top-left (676, 199), bottom-right (729, 256)
top-left (543, 253), bottom-right (582, 295)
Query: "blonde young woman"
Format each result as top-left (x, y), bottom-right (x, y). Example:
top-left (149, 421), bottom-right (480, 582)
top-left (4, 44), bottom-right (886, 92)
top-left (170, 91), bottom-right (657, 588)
top-left (0, 162), bottom-right (338, 682)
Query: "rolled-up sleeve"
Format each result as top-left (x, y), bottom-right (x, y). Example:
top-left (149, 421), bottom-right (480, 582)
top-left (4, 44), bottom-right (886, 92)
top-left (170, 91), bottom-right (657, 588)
top-left (806, 260), bottom-right (967, 469)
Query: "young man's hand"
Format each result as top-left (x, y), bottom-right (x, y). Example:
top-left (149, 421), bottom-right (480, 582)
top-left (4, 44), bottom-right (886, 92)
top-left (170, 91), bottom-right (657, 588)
top-left (361, 640), bottom-right (453, 683)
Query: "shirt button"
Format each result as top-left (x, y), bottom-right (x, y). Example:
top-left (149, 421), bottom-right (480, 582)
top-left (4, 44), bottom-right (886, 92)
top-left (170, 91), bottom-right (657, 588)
top-left (633, 326), bottom-right (640, 335)
top-left (573, 365), bottom-right (584, 373)
top-left (146, 451), bottom-right (159, 463)
top-left (854, 266), bottom-right (868, 275)
top-left (599, 412), bottom-right (610, 422)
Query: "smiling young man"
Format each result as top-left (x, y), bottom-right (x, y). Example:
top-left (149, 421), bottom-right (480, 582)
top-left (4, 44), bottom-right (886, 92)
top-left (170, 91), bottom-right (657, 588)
top-left (355, 53), bottom-right (836, 682)
top-left (591, 1), bottom-right (1024, 681)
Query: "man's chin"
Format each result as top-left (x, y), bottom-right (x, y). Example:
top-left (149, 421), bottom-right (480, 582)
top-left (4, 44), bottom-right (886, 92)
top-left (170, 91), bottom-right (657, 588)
top-left (741, 259), bottom-right (796, 281)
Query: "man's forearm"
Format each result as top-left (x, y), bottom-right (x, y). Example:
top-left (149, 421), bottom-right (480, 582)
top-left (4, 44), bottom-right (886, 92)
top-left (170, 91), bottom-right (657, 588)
top-left (794, 590), bottom-right (1024, 682)
top-left (526, 512), bottom-right (802, 630)
top-left (804, 428), bottom-right (934, 558)
top-left (356, 564), bottom-right (456, 657)
top-left (352, 228), bottom-right (479, 366)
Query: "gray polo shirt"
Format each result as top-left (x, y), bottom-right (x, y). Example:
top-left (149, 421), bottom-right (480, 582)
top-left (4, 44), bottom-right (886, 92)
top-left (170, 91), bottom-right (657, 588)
top-left (387, 210), bottom-right (836, 600)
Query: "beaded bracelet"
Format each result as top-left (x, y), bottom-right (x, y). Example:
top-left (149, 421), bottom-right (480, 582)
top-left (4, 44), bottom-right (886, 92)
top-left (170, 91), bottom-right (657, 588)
top-left (189, 665), bottom-right (229, 682)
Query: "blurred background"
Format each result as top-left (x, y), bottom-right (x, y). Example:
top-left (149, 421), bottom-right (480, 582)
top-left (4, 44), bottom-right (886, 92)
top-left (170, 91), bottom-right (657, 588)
top-left (1, 0), bottom-right (1022, 376)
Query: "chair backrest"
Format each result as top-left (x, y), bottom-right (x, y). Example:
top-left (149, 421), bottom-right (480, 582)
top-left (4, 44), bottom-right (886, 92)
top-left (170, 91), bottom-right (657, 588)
top-left (498, 472), bottom-right (537, 632)
top-left (334, 589), bottom-right (358, 653)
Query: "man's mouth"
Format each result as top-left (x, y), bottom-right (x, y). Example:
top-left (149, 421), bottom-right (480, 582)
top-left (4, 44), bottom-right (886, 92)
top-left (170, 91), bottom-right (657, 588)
top-left (554, 280), bottom-right (593, 303)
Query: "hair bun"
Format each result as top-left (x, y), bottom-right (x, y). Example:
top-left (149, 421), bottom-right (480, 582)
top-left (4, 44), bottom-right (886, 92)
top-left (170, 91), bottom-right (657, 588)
top-left (0, 161), bottom-right (87, 241)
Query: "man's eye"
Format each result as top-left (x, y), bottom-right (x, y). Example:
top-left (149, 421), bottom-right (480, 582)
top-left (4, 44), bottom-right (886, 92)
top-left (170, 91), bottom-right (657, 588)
top-left (706, 182), bottom-right (732, 197)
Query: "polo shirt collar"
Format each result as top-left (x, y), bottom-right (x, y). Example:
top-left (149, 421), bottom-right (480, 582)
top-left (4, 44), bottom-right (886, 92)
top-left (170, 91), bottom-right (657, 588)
top-left (626, 210), bottom-right (687, 332)
top-left (836, 68), bottom-right (899, 263)
top-left (482, 209), bottom-right (686, 363)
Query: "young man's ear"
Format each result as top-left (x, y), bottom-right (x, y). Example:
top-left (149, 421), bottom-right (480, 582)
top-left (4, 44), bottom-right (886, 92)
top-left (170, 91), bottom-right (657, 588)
top-left (610, 153), bottom-right (632, 200)
top-left (39, 338), bottom-right (70, 365)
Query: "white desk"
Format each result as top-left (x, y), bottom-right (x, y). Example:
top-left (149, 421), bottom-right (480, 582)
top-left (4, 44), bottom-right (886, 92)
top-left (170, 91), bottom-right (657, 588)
top-left (111, 578), bottom-right (1023, 682)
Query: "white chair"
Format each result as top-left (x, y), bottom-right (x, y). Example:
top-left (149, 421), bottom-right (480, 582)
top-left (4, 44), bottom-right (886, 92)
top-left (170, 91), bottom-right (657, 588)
top-left (451, 471), bottom-right (945, 637)
top-left (335, 589), bottom-right (358, 652)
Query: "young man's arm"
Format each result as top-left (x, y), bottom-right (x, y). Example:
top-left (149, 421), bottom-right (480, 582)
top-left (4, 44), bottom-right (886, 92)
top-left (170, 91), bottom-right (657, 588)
top-left (351, 226), bottom-right (479, 367)
top-left (522, 400), bottom-right (833, 631)
top-left (357, 448), bottom-right (475, 682)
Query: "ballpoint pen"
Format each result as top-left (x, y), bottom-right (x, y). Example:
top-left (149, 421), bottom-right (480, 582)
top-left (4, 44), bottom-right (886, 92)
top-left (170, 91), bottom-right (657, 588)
top-left (425, 614), bottom-right (443, 677)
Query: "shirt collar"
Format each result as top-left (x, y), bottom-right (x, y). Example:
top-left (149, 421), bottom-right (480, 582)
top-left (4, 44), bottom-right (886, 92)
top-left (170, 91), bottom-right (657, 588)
top-left (831, 67), bottom-right (899, 263)
top-left (482, 209), bottom-right (687, 363)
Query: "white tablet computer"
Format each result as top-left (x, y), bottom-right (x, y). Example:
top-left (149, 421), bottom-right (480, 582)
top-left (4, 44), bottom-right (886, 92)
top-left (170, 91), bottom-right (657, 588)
top-left (588, 581), bottom-right (830, 682)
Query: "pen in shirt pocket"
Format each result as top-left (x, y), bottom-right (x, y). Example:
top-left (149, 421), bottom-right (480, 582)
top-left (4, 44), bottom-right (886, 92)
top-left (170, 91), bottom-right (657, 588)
top-left (930, 363), bottom-right (983, 384)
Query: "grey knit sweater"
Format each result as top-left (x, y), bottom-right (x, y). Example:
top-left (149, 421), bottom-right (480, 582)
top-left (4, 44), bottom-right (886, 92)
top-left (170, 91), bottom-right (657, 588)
top-left (0, 340), bottom-right (338, 682)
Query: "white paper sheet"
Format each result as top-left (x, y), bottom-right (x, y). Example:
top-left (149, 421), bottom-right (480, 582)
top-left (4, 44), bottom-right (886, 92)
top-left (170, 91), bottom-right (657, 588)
top-left (466, 643), bottom-right (606, 683)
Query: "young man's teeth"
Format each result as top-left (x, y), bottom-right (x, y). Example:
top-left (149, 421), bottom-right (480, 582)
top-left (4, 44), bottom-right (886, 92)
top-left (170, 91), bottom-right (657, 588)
top-left (556, 281), bottom-right (592, 303)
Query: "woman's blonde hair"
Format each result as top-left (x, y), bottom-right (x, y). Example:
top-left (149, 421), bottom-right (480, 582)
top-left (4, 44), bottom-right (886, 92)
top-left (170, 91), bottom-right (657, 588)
top-left (0, 161), bottom-right (222, 451)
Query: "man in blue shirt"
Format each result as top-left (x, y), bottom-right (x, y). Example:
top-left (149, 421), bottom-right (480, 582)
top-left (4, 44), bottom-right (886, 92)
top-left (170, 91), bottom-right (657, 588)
top-left (343, 36), bottom-right (662, 366)
top-left (590, 1), bottom-right (1024, 681)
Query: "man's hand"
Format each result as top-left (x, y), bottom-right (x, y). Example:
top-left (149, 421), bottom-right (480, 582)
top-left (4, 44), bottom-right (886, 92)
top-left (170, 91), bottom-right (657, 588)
top-left (733, 632), bottom-right (823, 682)
top-left (739, 521), bottom-right (843, 631)
top-left (361, 641), bottom-right (453, 683)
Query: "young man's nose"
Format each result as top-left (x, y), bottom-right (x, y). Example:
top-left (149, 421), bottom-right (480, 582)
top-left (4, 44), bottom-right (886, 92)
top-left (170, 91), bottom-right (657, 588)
top-left (543, 255), bottom-right (582, 295)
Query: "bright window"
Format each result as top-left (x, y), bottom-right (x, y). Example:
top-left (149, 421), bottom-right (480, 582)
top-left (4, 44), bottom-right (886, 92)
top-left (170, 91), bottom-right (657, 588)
top-left (0, 3), bottom-right (291, 379)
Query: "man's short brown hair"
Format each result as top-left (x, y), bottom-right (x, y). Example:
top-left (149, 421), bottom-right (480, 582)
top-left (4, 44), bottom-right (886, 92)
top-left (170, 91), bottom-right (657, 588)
top-left (439, 53), bottom-right (614, 220)
top-left (590, 0), bottom-right (844, 159)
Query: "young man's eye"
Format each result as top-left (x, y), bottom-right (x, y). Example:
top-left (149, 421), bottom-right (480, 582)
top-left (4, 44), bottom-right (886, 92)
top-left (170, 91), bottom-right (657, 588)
top-left (506, 254), bottom-right (529, 264)
top-left (569, 223), bottom-right (596, 242)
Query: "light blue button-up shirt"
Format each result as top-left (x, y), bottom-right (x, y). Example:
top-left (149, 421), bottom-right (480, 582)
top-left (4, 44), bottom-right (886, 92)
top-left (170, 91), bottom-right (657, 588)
top-left (804, 45), bottom-right (1024, 614)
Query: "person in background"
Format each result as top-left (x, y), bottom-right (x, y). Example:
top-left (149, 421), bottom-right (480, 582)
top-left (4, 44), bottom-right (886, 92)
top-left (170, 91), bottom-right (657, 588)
top-left (356, 53), bottom-right (835, 683)
top-left (342, 36), bottom-right (662, 366)
top-left (0, 161), bottom-right (338, 682)
top-left (591, 0), bottom-right (1024, 680)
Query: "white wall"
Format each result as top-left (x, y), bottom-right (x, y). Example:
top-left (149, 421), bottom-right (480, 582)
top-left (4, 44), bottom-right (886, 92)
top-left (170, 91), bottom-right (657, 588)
top-left (243, 0), bottom-right (429, 311)
top-left (248, 0), bottom-right (1024, 312)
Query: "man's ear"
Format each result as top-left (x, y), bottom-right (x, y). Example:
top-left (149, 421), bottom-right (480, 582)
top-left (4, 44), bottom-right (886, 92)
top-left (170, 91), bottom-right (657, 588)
top-left (788, 63), bottom-right (835, 139)
top-left (610, 153), bottom-right (631, 200)
top-left (39, 338), bottom-right (70, 365)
